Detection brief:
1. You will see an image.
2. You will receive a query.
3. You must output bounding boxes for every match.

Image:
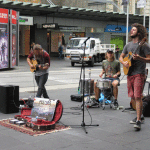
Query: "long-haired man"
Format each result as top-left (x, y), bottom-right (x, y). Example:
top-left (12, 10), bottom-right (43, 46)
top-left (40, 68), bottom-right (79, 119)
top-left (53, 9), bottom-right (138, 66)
top-left (94, 49), bottom-right (121, 106)
top-left (119, 23), bottom-right (150, 130)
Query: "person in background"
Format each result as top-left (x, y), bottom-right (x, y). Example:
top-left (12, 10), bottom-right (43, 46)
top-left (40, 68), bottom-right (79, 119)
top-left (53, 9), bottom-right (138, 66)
top-left (30, 42), bottom-right (35, 53)
top-left (69, 34), bottom-right (72, 40)
top-left (58, 34), bottom-right (63, 59)
top-left (115, 45), bottom-right (120, 60)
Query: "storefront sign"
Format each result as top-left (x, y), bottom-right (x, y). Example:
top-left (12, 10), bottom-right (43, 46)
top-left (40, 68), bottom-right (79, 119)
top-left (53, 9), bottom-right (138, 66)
top-left (11, 10), bottom-right (17, 24)
top-left (0, 8), bottom-right (8, 24)
top-left (42, 23), bottom-right (58, 29)
top-left (19, 16), bottom-right (33, 25)
top-left (59, 26), bottom-right (82, 32)
top-left (105, 24), bottom-right (131, 33)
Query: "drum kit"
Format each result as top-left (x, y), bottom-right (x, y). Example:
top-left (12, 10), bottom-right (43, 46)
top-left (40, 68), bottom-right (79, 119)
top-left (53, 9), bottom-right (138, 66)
top-left (81, 71), bottom-right (117, 110)
top-left (96, 79), bottom-right (116, 110)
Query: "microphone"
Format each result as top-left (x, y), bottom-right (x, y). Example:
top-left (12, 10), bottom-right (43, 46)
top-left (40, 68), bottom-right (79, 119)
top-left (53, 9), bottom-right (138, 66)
top-left (83, 37), bottom-right (90, 44)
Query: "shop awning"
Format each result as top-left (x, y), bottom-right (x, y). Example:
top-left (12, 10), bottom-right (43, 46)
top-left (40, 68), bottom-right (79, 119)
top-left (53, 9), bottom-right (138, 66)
top-left (0, 0), bottom-right (149, 27)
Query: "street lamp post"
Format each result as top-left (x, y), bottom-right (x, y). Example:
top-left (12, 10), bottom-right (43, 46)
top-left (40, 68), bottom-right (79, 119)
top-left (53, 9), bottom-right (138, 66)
top-left (143, 6), bottom-right (145, 27)
top-left (126, 3), bottom-right (129, 44)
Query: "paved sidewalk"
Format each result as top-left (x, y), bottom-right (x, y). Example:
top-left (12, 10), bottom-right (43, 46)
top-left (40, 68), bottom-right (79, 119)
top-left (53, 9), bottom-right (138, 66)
top-left (0, 57), bottom-right (150, 150)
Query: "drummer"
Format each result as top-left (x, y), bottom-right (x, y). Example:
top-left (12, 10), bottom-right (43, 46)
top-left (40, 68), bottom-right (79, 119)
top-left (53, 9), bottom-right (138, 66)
top-left (94, 49), bottom-right (121, 106)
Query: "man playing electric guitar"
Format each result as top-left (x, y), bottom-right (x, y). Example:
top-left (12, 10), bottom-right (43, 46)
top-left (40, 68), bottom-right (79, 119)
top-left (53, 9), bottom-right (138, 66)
top-left (27, 44), bottom-right (50, 98)
top-left (119, 23), bottom-right (150, 131)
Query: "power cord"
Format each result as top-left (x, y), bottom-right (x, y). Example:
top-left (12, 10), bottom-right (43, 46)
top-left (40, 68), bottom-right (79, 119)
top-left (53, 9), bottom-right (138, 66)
top-left (62, 107), bottom-right (82, 115)
top-left (11, 86), bottom-right (20, 109)
top-left (33, 73), bottom-right (36, 98)
top-left (120, 74), bottom-right (126, 82)
top-left (84, 104), bottom-right (93, 125)
top-left (58, 105), bottom-right (93, 127)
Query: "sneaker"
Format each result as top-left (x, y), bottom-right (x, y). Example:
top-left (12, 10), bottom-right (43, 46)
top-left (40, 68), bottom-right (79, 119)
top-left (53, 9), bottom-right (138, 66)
top-left (134, 120), bottom-right (141, 130)
top-left (130, 116), bottom-right (145, 124)
top-left (114, 100), bottom-right (119, 107)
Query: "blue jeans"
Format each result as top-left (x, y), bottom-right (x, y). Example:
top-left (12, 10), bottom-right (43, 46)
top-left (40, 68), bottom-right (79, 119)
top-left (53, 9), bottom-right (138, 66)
top-left (35, 73), bottom-right (49, 98)
top-left (58, 46), bottom-right (63, 58)
top-left (115, 51), bottom-right (119, 60)
top-left (104, 77), bottom-right (120, 85)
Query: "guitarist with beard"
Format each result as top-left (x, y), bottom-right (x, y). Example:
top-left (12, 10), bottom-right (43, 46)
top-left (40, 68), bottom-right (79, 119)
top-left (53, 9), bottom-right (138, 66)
top-left (119, 23), bottom-right (150, 131)
top-left (27, 44), bottom-right (50, 99)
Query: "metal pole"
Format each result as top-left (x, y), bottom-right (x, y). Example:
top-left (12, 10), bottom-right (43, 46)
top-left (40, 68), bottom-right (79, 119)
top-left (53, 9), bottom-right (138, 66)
top-left (143, 6), bottom-right (145, 27)
top-left (149, 15), bottom-right (150, 44)
top-left (126, 3), bottom-right (129, 44)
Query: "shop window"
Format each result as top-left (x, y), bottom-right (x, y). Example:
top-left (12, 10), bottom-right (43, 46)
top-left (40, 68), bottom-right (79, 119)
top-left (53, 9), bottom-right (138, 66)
top-left (113, 0), bottom-right (118, 12)
top-left (90, 40), bottom-right (95, 49)
top-left (123, 5), bottom-right (127, 13)
top-left (135, 2), bottom-right (140, 15)
top-left (88, 2), bottom-right (106, 11)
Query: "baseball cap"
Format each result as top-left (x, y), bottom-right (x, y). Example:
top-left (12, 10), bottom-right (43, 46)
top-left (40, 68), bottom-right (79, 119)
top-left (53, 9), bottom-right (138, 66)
top-left (107, 49), bottom-right (113, 53)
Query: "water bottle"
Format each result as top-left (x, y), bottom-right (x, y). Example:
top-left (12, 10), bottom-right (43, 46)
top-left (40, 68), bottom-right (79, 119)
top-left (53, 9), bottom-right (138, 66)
top-left (78, 86), bottom-right (80, 94)
top-left (99, 93), bottom-right (104, 103)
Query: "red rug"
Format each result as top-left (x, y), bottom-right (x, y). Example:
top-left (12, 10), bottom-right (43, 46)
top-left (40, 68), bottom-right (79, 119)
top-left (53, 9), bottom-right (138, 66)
top-left (0, 118), bottom-right (71, 136)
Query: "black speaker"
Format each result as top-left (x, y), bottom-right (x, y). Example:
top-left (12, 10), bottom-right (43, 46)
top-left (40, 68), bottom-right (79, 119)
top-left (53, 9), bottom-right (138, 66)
top-left (0, 85), bottom-right (19, 114)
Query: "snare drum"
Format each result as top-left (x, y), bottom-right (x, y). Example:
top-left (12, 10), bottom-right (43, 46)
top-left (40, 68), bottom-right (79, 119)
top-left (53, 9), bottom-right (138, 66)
top-left (96, 79), bottom-right (111, 89)
top-left (80, 78), bottom-right (94, 94)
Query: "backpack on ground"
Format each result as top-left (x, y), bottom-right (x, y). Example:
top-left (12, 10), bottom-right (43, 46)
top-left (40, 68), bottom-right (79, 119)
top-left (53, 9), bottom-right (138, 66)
top-left (130, 95), bottom-right (150, 117)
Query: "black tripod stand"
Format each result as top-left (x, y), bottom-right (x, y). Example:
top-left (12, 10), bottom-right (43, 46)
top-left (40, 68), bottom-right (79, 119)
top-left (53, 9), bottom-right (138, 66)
top-left (79, 37), bottom-right (99, 134)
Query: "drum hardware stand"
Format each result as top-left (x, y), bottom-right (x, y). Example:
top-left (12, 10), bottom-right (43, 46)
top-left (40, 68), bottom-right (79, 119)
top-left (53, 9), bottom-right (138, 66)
top-left (98, 81), bottom-right (114, 110)
top-left (99, 83), bottom-right (107, 110)
top-left (73, 37), bottom-right (99, 134)
top-left (88, 69), bottom-right (91, 104)
top-left (86, 69), bottom-right (99, 107)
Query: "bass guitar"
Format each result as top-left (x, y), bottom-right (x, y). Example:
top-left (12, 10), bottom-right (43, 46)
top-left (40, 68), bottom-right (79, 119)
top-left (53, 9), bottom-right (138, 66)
top-left (123, 37), bottom-right (147, 75)
top-left (30, 60), bottom-right (49, 72)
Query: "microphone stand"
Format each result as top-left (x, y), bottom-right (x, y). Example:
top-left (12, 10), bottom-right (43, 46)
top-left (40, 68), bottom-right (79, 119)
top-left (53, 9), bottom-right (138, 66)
top-left (80, 37), bottom-right (99, 134)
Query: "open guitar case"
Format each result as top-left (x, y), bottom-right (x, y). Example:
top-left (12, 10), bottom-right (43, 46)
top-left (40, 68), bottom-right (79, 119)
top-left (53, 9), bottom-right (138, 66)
top-left (14, 100), bottom-right (63, 131)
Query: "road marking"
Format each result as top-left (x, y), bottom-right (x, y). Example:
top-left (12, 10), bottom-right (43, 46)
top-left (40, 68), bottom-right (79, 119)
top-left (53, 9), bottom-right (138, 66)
top-left (19, 79), bottom-right (130, 93)
top-left (19, 83), bottom-right (79, 93)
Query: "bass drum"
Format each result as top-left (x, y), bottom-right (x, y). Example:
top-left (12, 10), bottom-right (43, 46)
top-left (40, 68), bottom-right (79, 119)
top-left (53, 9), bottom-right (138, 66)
top-left (80, 78), bottom-right (94, 95)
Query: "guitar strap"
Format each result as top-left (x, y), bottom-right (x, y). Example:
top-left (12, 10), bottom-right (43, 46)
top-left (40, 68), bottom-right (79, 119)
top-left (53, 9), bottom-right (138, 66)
top-left (128, 59), bottom-right (134, 76)
top-left (42, 50), bottom-right (44, 64)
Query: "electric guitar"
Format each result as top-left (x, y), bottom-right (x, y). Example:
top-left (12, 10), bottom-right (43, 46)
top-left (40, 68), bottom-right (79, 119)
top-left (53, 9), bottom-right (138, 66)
top-left (30, 60), bottom-right (49, 72)
top-left (123, 38), bottom-right (147, 75)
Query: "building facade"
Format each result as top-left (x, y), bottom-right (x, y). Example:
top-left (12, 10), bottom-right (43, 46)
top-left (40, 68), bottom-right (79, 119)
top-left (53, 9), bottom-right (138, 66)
top-left (7, 0), bottom-right (150, 56)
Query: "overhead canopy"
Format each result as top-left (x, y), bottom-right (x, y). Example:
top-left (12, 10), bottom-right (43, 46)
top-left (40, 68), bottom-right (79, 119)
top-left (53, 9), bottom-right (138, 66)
top-left (0, 0), bottom-right (149, 26)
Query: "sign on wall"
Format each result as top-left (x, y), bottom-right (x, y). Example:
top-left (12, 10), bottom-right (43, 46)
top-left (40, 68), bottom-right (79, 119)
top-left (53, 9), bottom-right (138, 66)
top-left (19, 16), bottom-right (33, 25)
top-left (104, 24), bottom-right (131, 33)
top-left (42, 23), bottom-right (58, 29)
top-left (0, 8), bottom-right (9, 69)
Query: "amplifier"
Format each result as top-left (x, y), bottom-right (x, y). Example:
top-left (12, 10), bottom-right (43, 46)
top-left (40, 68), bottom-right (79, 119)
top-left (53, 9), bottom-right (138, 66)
top-left (0, 85), bottom-right (19, 114)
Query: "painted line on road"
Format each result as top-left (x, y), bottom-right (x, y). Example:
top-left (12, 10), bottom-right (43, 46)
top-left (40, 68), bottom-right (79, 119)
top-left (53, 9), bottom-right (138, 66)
top-left (19, 79), bottom-right (130, 93)
top-left (19, 83), bottom-right (79, 93)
